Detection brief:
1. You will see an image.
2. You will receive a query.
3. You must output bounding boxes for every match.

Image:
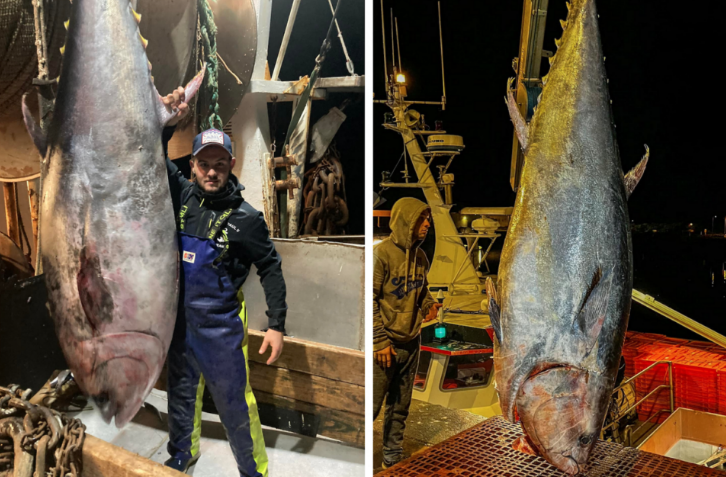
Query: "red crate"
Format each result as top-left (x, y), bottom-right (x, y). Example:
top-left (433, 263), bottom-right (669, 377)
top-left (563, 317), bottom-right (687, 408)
top-left (673, 362), bottom-right (718, 413)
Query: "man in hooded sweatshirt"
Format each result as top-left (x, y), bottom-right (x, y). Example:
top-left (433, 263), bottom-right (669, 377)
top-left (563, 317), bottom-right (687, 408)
top-left (373, 197), bottom-right (441, 468)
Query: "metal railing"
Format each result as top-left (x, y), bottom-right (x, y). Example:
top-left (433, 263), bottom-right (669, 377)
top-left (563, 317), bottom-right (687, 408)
top-left (601, 360), bottom-right (674, 445)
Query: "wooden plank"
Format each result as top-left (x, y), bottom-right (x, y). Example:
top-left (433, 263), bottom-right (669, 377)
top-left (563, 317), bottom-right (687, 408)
top-left (82, 435), bottom-right (184, 477)
top-left (249, 330), bottom-right (364, 386)
top-left (255, 390), bottom-right (364, 448)
top-left (315, 75), bottom-right (365, 92)
top-left (3, 182), bottom-right (20, 245)
top-left (26, 180), bottom-right (39, 251)
top-left (248, 362), bottom-right (363, 415)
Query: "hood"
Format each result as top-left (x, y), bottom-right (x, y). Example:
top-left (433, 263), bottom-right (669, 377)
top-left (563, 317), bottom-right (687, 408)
top-left (192, 172), bottom-right (246, 210)
top-left (389, 198), bottom-right (430, 250)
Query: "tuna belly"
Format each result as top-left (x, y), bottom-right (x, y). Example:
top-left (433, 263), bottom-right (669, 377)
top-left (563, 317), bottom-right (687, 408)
top-left (74, 331), bottom-right (165, 427)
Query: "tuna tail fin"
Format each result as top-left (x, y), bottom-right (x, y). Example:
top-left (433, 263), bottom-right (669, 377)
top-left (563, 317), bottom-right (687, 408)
top-left (573, 266), bottom-right (614, 353)
top-left (155, 63), bottom-right (207, 128)
top-left (624, 145), bottom-right (649, 199)
top-left (505, 78), bottom-right (529, 151)
top-left (22, 95), bottom-right (47, 157)
top-left (485, 277), bottom-right (502, 343)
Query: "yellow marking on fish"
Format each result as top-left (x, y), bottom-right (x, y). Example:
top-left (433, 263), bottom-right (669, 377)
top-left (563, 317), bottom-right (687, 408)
top-left (139, 32), bottom-right (148, 49)
top-left (64, 19), bottom-right (70, 30)
top-left (60, 45), bottom-right (66, 55)
top-left (148, 61), bottom-right (153, 71)
top-left (131, 9), bottom-right (142, 24)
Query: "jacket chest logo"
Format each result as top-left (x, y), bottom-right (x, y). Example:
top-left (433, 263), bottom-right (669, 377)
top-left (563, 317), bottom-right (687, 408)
top-left (183, 251), bottom-right (196, 263)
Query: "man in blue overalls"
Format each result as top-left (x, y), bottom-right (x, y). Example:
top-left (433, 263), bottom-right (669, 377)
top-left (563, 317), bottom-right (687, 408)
top-left (160, 89), bottom-right (287, 477)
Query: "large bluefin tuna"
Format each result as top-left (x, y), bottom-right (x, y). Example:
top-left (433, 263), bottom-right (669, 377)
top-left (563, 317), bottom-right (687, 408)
top-left (22, 0), bottom-right (204, 427)
top-left (486, 0), bottom-right (648, 473)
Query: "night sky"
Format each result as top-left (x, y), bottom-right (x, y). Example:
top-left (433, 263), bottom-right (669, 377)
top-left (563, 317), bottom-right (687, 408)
top-left (373, 0), bottom-right (724, 228)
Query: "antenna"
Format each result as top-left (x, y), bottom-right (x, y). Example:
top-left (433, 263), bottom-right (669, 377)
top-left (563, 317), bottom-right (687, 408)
top-left (438, 1), bottom-right (447, 110)
top-left (380, 0), bottom-right (388, 86)
top-left (395, 18), bottom-right (403, 75)
top-left (390, 8), bottom-right (396, 73)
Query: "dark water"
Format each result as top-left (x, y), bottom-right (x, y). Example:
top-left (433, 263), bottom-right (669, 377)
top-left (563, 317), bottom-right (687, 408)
top-left (629, 233), bottom-right (726, 340)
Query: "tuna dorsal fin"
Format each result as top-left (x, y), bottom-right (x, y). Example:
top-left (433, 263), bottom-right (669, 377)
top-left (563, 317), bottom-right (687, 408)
top-left (573, 266), bottom-right (614, 352)
top-left (505, 78), bottom-right (529, 151)
top-left (624, 145), bottom-right (649, 199)
top-left (155, 63), bottom-right (207, 128)
top-left (21, 95), bottom-right (47, 157)
top-left (485, 277), bottom-right (502, 343)
top-left (77, 243), bottom-right (114, 333)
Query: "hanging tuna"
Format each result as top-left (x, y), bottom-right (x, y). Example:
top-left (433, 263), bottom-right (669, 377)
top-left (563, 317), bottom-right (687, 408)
top-left (487, 0), bottom-right (648, 474)
top-left (22, 0), bottom-right (204, 427)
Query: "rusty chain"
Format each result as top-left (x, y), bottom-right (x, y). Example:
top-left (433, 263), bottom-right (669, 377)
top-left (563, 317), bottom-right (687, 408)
top-left (0, 385), bottom-right (85, 477)
top-left (302, 144), bottom-right (349, 236)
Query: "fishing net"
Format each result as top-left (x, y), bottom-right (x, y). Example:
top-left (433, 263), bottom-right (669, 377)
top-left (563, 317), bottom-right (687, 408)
top-left (0, 0), bottom-right (69, 117)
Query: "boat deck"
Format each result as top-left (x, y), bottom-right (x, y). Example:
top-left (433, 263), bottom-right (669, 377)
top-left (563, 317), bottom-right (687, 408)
top-left (373, 400), bottom-right (485, 474)
top-left (377, 416), bottom-right (723, 476)
top-left (70, 389), bottom-right (364, 477)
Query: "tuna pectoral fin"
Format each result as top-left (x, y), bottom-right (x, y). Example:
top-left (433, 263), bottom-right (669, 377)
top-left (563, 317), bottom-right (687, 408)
top-left (573, 266), bottom-right (614, 352)
top-left (77, 244), bottom-right (114, 331)
top-left (485, 277), bottom-right (502, 343)
top-left (505, 78), bottom-right (529, 150)
top-left (155, 63), bottom-right (207, 128)
top-left (624, 145), bottom-right (649, 199)
top-left (22, 95), bottom-right (47, 157)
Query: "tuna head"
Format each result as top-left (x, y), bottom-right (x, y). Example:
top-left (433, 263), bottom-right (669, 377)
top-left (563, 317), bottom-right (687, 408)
top-left (74, 332), bottom-right (166, 426)
top-left (515, 366), bottom-right (612, 475)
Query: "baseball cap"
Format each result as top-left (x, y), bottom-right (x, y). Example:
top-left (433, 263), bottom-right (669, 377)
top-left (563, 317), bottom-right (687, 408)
top-left (192, 129), bottom-right (234, 157)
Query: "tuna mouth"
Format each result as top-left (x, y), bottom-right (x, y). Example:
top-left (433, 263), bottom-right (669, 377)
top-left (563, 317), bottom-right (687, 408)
top-left (562, 455), bottom-right (582, 476)
top-left (75, 331), bottom-right (165, 427)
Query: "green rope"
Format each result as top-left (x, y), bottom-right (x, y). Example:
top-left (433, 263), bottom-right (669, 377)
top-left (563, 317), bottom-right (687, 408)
top-left (198, 0), bottom-right (222, 131)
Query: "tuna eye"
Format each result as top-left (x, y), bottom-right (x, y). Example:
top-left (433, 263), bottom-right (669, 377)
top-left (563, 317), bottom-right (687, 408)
top-left (579, 435), bottom-right (592, 446)
top-left (94, 393), bottom-right (110, 406)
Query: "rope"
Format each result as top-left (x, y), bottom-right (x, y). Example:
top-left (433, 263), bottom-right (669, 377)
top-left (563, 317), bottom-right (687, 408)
top-left (216, 52), bottom-right (243, 85)
top-left (326, 0), bottom-right (354, 75)
top-left (197, 0), bottom-right (222, 131)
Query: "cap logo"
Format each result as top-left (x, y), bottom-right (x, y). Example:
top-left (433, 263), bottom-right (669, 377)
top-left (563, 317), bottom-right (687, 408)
top-left (201, 130), bottom-right (224, 146)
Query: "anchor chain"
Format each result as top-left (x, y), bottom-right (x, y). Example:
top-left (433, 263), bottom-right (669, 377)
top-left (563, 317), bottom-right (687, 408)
top-left (301, 145), bottom-right (349, 236)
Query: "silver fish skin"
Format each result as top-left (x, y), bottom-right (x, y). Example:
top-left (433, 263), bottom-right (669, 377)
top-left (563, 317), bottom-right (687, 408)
top-left (23, 0), bottom-right (204, 427)
top-left (491, 0), bottom-right (648, 474)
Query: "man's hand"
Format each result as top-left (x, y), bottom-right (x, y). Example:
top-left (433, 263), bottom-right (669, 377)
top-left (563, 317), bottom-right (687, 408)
top-left (258, 329), bottom-right (284, 365)
top-left (161, 87), bottom-right (190, 127)
top-left (423, 303), bottom-right (443, 323)
top-left (374, 345), bottom-right (397, 368)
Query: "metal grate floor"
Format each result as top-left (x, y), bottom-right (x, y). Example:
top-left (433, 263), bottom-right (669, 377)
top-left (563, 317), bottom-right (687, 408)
top-left (378, 416), bottom-right (724, 476)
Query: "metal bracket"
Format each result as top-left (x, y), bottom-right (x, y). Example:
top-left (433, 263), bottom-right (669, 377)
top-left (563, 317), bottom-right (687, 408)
top-left (269, 147), bottom-right (300, 200)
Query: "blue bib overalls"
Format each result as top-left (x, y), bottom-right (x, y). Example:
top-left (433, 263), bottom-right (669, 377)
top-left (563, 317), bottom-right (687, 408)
top-left (167, 205), bottom-right (268, 477)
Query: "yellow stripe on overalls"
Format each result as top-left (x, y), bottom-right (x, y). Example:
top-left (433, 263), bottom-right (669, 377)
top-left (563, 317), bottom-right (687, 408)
top-left (190, 375), bottom-right (205, 457)
top-left (238, 288), bottom-right (269, 476)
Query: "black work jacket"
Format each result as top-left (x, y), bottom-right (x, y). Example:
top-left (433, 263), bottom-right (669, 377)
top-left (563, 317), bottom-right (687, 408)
top-left (163, 127), bottom-right (287, 331)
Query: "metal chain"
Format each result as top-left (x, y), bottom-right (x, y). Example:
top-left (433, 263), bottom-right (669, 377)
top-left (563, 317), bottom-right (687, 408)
top-left (0, 385), bottom-right (85, 477)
